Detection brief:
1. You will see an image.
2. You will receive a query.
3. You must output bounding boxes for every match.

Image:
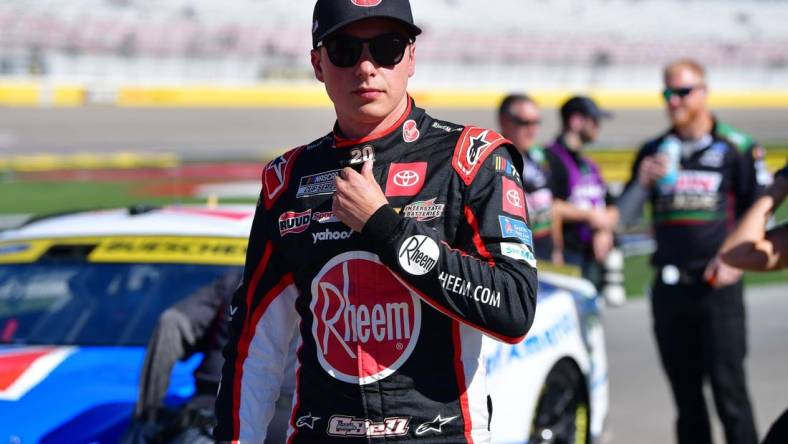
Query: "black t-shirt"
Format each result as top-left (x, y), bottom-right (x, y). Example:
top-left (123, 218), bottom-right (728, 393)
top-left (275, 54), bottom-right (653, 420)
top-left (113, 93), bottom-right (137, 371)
top-left (623, 120), bottom-right (768, 271)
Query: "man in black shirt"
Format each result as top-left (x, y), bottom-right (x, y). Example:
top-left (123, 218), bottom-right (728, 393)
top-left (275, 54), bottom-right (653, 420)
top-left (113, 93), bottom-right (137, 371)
top-left (619, 59), bottom-right (768, 444)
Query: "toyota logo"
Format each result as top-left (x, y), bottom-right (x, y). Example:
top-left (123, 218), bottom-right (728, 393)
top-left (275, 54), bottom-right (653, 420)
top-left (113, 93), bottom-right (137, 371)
top-left (506, 189), bottom-right (523, 208)
top-left (394, 170), bottom-right (420, 187)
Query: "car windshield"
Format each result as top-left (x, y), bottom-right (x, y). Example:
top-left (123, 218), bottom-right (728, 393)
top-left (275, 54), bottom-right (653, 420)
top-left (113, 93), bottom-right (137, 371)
top-left (0, 262), bottom-right (239, 346)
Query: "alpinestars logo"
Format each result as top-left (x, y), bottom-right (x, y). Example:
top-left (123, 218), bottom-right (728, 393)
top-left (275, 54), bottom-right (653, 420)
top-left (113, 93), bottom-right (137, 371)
top-left (296, 413), bottom-right (321, 430)
top-left (452, 127), bottom-right (505, 185)
top-left (416, 414), bottom-right (458, 435)
top-left (467, 130), bottom-right (492, 167)
top-left (310, 252), bottom-right (422, 384)
top-left (327, 415), bottom-right (410, 437)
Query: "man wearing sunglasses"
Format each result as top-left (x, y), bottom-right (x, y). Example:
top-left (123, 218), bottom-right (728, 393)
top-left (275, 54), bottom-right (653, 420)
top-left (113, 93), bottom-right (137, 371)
top-left (618, 59), bottom-right (769, 444)
top-left (214, 1), bottom-right (538, 442)
top-left (544, 96), bottom-right (618, 291)
top-left (498, 94), bottom-right (561, 263)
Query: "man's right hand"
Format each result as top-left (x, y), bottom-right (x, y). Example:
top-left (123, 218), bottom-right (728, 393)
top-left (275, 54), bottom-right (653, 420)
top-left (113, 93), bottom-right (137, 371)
top-left (638, 154), bottom-right (669, 187)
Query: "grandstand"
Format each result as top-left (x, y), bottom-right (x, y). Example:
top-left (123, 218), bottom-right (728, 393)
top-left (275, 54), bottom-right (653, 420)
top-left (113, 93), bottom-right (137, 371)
top-left (0, 0), bottom-right (787, 90)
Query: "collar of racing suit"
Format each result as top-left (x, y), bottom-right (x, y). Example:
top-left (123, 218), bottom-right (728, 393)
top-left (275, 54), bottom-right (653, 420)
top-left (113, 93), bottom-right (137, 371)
top-left (332, 96), bottom-right (415, 148)
top-left (327, 97), bottom-right (428, 170)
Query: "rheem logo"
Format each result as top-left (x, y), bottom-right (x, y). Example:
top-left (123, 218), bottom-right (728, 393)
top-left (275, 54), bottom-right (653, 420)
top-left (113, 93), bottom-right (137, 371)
top-left (310, 252), bottom-right (422, 384)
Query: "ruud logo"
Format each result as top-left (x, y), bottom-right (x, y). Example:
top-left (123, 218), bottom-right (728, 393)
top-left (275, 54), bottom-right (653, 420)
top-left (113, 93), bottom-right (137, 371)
top-left (351, 0), bottom-right (383, 6)
top-left (279, 210), bottom-right (312, 236)
top-left (310, 252), bottom-right (422, 385)
top-left (398, 235), bottom-right (439, 276)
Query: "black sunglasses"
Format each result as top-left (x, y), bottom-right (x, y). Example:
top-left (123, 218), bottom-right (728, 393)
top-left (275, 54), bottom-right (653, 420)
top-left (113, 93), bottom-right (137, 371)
top-left (663, 85), bottom-right (702, 101)
top-left (318, 32), bottom-right (412, 68)
top-left (507, 114), bottom-right (541, 126)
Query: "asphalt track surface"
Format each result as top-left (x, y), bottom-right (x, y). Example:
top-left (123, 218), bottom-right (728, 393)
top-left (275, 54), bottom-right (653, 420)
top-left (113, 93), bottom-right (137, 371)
top-left (1, 106), bottom-right (788, 160)
top-left (603, 284), bottom-right (788, 444)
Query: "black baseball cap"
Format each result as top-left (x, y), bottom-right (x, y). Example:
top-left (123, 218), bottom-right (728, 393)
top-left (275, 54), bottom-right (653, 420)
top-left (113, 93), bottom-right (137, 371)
top-left (312, 0), bottom-right (422, 49)
top-left (560, 96), bottom-right (613, 122)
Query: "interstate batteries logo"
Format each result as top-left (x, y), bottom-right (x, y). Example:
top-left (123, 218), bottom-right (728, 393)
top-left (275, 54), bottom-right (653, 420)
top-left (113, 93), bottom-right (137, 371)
top-left (310, 252), bottom-right (422, 385)
top-left (402, 198), bottom-right (444, 222)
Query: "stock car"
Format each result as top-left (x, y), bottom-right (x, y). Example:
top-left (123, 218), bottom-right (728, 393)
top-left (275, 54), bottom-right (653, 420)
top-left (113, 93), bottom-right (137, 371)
top-left (0, 205), bottom-right (607, 444)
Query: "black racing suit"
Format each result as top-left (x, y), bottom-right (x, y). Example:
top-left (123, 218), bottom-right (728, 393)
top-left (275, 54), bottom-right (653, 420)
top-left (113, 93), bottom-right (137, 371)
top-left (214, 99), bottom-right (538, 443)
top-left (620, 120), bottom-right (768, 444)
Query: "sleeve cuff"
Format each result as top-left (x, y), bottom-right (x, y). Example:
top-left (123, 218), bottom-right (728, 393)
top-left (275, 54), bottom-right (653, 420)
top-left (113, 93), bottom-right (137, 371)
top-left (362, 204), bottom-right (404, 244)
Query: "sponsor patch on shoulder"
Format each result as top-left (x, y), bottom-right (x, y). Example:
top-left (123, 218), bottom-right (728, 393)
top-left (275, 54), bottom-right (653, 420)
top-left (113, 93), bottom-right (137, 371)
top-left (452, 127), bottom-right (507, 185)
top-left (263, 146), bottom-right (304, 208)
top-left (500, 242), bottom-right (537, 267)
top-left (498, 215), bottom-right (534, 247)
top-left (502, 177), bottom-right (527, 218)
top-left (493, 155), bottom-right (521, 181)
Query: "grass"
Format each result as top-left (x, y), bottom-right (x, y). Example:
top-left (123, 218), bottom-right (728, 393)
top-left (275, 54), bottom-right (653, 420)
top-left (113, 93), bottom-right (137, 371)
top-left (0, 181), bottom-right (254, 214)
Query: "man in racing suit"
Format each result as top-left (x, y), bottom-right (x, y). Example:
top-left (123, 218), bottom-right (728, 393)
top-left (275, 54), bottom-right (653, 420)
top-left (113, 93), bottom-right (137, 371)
top-left (498, 93), bottom-right (559, 263)
top-left (618, 59), bottom-right (769, 444)
top-left (214, 1), bottom-right (538, 443)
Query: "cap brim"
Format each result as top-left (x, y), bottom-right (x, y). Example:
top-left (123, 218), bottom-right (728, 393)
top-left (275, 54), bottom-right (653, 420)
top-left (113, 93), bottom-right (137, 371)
top-left (315, 17), bottom-right (422, 47)
top-left (595, 110), bottom-right (614, 119)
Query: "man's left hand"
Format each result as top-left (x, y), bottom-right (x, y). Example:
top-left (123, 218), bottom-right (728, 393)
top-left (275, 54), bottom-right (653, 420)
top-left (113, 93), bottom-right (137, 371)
top-left (704, 255), bottom-right (744, 288)
top-left (333, 159), bottom-right (388, 232)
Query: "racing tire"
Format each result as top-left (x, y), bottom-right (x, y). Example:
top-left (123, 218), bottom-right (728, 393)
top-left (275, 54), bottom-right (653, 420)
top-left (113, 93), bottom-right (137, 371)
top-left (528, 359), bottom-right (590, 444)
